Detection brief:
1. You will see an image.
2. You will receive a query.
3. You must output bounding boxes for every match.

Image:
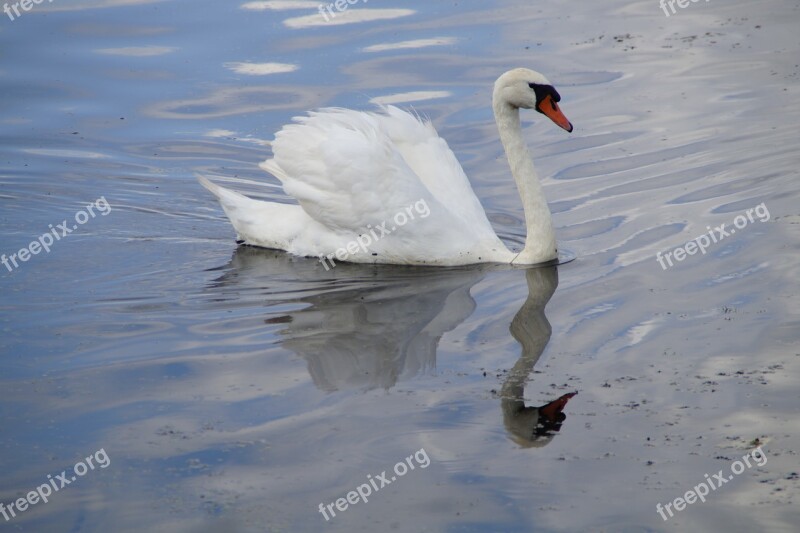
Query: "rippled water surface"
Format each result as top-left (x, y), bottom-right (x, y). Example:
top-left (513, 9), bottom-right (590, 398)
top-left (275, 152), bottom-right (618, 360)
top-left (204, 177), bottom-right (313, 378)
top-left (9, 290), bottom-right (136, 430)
top-left (1, 0), bottom-right (799, 531)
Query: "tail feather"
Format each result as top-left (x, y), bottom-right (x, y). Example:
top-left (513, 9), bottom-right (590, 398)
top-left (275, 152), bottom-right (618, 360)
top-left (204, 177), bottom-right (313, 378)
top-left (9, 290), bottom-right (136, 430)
top-left (197, 176), bottom-right (248, 203)
top-left (258, 159), bottom-right (289, 183)
top-left (197, 175), bottom-right (262, 240)
top-left (197, 175), bottom-right (300, 250)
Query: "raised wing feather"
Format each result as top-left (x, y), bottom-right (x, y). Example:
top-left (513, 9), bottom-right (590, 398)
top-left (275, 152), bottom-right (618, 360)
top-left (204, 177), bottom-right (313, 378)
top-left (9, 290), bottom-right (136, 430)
top-left (374, 106), bottom-right (496, 235)
top-left (269, 108), bottom-right (430, 232)
top-left (266, 107), bottom-right (498, 243)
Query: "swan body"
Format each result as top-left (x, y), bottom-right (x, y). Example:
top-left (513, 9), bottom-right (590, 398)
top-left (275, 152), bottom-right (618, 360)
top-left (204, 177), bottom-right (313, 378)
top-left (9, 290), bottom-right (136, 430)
top-left (200, 68), bottom-right (573, 266)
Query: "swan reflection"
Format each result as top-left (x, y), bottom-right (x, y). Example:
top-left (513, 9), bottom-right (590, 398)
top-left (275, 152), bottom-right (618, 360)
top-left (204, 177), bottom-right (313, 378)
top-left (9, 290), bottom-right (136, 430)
top-left (501, 265), bottom-right (577, 447)
top-left (209, 246), bottom-right (576, 445)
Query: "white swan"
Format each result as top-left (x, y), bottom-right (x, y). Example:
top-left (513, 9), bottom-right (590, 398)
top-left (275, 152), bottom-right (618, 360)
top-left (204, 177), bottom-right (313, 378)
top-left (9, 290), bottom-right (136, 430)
top-left (199, 68), bottom-right (573, 266)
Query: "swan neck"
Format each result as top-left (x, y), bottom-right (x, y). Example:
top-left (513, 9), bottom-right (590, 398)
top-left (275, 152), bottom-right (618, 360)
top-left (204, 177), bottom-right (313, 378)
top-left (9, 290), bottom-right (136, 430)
top-left (492, 97), bottom-right (557, 264)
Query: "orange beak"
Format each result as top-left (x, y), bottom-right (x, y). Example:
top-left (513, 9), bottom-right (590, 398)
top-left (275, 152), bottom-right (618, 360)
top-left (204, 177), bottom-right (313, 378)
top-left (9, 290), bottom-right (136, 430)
top-left (539, 391), bottom-right (578, 422)
top-left (538, 94), bottom-right (573, 133)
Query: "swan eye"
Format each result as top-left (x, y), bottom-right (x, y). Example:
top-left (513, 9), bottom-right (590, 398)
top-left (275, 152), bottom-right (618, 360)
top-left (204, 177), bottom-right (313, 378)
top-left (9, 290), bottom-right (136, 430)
top-left (528, 83), bottom-right (561, 113)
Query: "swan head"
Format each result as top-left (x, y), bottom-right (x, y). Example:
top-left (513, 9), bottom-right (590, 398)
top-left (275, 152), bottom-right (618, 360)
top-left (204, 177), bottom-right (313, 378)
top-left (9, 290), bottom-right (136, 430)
top-left (494, 68), bottom-right (573, 132)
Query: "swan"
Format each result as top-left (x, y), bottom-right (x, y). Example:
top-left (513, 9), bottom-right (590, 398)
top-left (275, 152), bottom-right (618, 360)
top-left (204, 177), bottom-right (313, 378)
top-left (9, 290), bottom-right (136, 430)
top-left (199, 68), bottom-right (573, 266)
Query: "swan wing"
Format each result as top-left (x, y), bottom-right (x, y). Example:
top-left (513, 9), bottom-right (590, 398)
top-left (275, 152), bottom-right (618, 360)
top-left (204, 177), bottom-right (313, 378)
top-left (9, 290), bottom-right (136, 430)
top-left (374, 106), bottom-right (496, 233)
top-left (265, 107), bottom-right (500, 245)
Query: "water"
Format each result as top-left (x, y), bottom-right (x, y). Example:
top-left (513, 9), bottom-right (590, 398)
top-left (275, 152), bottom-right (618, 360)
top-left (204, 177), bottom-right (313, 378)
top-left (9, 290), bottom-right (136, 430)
top-left (1, 0), bottom-right (799, 531)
